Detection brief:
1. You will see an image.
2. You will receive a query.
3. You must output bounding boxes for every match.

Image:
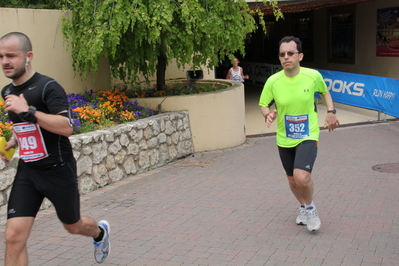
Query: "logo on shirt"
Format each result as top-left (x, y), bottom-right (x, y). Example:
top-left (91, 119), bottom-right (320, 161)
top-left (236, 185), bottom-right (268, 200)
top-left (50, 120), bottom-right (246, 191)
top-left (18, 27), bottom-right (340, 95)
top-left (28, 86), bottom-right (37, 90)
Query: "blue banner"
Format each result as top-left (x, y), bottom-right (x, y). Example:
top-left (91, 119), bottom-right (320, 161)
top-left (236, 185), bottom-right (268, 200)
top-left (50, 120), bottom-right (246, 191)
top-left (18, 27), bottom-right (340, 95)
top-left (317, 69), bottom-right (399, 118)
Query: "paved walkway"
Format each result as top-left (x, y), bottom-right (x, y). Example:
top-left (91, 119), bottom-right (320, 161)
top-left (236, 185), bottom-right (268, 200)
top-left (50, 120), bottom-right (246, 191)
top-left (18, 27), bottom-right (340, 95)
top-left (1, 119), bottom-right (399, 265)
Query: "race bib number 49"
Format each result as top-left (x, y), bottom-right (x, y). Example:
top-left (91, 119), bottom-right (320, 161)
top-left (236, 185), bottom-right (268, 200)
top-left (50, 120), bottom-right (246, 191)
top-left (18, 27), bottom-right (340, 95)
top-left (284, 114), bottom-right (310, 139)
top-left (13, 122), bottom-right (48, 162)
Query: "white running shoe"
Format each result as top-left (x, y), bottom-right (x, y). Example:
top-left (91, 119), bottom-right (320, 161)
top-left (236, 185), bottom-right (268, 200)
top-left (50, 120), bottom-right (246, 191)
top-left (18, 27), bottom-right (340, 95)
top-left (93, 220), bottom-right (111, 263)
top-left (306, 207), bottom-right (321, 231)
top-left (296, 206), bottom-right (308, 225)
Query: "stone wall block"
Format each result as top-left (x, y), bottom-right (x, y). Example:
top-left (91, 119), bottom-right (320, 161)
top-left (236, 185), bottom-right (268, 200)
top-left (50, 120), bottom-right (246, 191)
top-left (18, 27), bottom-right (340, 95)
top-left (0, 168), bottom-right (16, 190)
top-left (123, 157), bottom-right (137, 175)
top-left (115, 150), bottom-right (127, 165)
top-left (105, 156), bottom-right (116, 170)
top-left (73, 150), bottom-right (81, 160)
top-left (130, 129), bottom-right (143, 143)
top-left (171, 132), bottom-right (180, 145)
top-left (92, 164), bottom-right (108, 186)
top-left (165, 120), bottom-right (174, 135)
top-left (109, 140), bottom-right (122, 155)
top-left (80, 135), bottom-right (93, 145)
top-left (149, 120), bottom-right (161, 135)
top-left (120, 124), bottom-right (134, 133)
top-left (168, 146), bottom-right (178, 159)
top-left (69, 138), bottom-right (82, 150)
top-left (104, 131), bottom-right (115, 142)
top-left (82, 146), bottom-right (93, 155)
top-left (159, 118), bottom-right (166, 132)
top-left (183, 115), bottom-right (190, 129)
top-left (158, 133), bottom-right (166, 144)
top-left (0, 193), bottom-right (4, 206)
top-left (182, 128), bottom-right (192, 140)
top-left (127, 143), bottom-right (139, 155)
top-left (177, 119), bottom-right (183, 130)
top-left (78, 174), bottom-right (97, 194)
top-left (119, 134), bottom-right (129, 147)
top-left (138, 139), bottom-right (148, 150)
top-left (108, 167), bottom-right (124, 183)
top-left (88, 130), bottom-right (106, 142)
top-left (166, 136), bottom-right (172, 146)
top-left (0, 207), bottom-right (7, 228)
top-left (92, 141), bottom-right (108, 164)
top-left (41, 198), bottom-right (52, 210)
top-left (143, 126), bottom-right (153, 140)
top-left (128, 129), bottom-right (138, 140)
top-left (134, 120), bottom-right (148, 130)
top-left (149, 149), bottom-right (159, 166)
top-left (159, 144), bottom-right (169, 162)
top-left (147, 137), bottom-right (158, 149)
top-left (77, 156), bottom-right (93, 176)
top-left (185, 140), bottom-right (194, 151)
top-left (138, 150), bottom-right (150, 169)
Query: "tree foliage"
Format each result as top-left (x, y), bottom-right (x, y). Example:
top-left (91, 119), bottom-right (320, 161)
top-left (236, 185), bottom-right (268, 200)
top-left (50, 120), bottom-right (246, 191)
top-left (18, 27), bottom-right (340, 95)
top-left (61, 0), bottom-right (283, 91)
top-left (0, 0), bottom-right (66, 9)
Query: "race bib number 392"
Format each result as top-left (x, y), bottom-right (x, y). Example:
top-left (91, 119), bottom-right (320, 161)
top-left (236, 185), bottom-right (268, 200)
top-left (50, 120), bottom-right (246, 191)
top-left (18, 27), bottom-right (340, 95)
top-left (13, 122), bottom-right (48, 162)
top-left (284, 114), bottom-right (310, 139)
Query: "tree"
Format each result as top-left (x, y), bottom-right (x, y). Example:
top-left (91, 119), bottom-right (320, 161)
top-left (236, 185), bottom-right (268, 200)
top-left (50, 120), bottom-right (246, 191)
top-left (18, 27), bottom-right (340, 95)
top-left (0, 0), bottom-right (66, 8)
top-left (62, 0), bottom-right (283, 91)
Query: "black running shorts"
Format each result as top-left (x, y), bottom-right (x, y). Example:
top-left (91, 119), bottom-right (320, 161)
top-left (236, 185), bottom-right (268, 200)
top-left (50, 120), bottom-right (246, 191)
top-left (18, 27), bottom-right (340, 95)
top-left (278, 140), bottom-right (318, 176)
top-left (7, 157), bottom-right (80, 225)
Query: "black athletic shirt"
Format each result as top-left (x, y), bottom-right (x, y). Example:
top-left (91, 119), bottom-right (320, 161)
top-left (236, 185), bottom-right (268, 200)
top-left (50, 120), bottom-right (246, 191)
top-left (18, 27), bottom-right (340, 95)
top-left (1, 72), bottom-right (73, 169)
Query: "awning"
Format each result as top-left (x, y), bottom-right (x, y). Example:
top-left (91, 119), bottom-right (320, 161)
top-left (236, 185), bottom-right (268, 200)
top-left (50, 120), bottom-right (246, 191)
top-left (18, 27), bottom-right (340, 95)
top-left (249, 0), bottom-right (376, 15)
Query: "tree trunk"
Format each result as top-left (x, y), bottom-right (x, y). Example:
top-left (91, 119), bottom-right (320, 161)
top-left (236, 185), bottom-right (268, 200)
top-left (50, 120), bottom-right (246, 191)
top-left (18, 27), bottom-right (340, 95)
top-left (156, 49), bottom-right (167, 92)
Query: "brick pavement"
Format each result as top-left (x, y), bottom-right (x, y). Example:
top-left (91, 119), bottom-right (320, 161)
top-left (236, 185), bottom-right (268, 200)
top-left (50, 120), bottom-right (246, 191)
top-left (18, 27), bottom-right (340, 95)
top-left (1, 121), bottom-right (399, 265)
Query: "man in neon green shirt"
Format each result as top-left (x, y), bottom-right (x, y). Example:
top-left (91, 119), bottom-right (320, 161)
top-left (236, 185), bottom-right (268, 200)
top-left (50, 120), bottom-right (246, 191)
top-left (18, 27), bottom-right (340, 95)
top-left (259, 36), bottom-right (339, 231)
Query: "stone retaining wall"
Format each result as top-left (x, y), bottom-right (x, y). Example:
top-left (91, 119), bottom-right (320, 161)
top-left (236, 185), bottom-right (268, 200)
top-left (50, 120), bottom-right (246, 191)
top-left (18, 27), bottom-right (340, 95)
top-left (0, 111), bottom-right (194, 226)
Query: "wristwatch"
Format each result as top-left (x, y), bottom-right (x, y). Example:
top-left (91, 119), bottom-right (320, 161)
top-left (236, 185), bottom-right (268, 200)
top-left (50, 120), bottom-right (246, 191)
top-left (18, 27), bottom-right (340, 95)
top-left (327, 109), bottom-right (336, 114)
top-left (18, 105), bottom-right (37, 123)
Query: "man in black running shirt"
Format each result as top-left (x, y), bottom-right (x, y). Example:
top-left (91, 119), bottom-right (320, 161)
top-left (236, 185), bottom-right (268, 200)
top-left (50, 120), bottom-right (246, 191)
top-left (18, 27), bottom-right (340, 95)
top-left (0, 32), bottom-right (110, 265)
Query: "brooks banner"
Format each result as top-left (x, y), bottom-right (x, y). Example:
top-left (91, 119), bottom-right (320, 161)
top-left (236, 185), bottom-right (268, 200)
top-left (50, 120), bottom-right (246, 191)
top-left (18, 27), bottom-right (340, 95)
top-left (317, 69), bottom-right (399, 118)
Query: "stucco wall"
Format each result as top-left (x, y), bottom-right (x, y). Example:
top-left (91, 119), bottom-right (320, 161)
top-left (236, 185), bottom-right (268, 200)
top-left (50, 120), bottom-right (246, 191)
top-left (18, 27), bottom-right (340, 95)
top-left (0, 8), bottom-right (215, 94)
top-left (0, 8), bottom-right (111, 94)
top-left (131, 80), bottom-right (246, 152)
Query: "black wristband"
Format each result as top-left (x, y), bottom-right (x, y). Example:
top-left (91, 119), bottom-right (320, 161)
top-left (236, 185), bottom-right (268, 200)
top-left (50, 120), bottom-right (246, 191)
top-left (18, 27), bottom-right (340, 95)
top-left (18, 106), bottom-right (37, 123)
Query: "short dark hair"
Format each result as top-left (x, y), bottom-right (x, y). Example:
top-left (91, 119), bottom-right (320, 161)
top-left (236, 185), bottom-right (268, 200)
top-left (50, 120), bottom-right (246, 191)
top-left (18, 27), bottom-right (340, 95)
top-left (0, 32), bottom-right (32, 53)
top-left (279, 36), bottom-right (302, 53)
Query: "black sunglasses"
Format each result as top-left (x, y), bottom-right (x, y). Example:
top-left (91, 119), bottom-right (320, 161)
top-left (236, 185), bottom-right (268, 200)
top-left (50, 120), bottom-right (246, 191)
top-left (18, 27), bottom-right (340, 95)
top-left (278, 51), bottom-right (300, 57)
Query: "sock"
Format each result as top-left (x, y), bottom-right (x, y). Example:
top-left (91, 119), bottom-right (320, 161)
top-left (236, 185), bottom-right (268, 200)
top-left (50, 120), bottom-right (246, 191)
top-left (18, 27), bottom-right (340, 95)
top-left (93, 226), bottom-right (104, 242)
top-left (305, 202), bottom-right (315, 210)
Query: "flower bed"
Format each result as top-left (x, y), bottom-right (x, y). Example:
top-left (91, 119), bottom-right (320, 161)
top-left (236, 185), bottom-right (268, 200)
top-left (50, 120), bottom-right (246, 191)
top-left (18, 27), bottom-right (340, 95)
top-left (125, 81), bottom-right (228, 98)
top-left (67, 90), bottom-right (154, 134)
top-left (0, 90), bottom-right (155, 139)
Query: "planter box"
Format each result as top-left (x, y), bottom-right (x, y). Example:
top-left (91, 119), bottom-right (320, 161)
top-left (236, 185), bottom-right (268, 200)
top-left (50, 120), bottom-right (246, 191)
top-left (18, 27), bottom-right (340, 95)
top-left (131, 79), bottom-right (246, 152)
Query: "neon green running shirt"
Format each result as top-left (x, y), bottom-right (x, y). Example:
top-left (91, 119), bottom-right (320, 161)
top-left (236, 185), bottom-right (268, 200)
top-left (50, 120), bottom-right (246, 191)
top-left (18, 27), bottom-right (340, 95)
top-left (259, 67), bottom-right (327, 148)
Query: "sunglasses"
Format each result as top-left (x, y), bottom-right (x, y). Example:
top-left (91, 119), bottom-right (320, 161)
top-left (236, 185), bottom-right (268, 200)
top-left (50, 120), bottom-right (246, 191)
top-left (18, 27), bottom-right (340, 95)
top-left (278, 51), bottom-right (300, 57)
